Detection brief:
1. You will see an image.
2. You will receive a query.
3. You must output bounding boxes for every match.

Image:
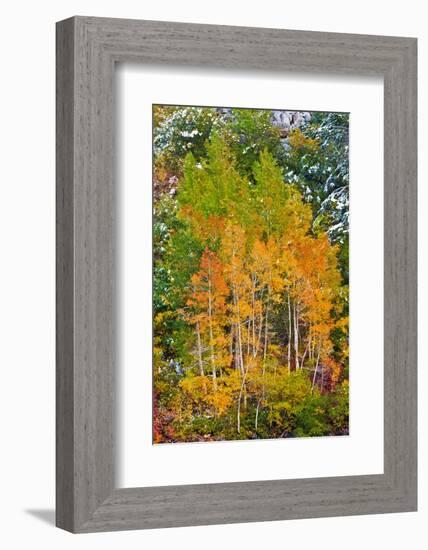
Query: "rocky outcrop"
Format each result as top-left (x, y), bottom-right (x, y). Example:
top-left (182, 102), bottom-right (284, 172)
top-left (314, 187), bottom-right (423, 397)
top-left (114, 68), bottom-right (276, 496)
top-left (271, 110), bottom-right (311, 138)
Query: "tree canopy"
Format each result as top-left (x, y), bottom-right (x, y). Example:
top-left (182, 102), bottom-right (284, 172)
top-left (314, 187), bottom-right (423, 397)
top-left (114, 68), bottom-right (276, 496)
top-left (153, 106), bottom-right (349, 443)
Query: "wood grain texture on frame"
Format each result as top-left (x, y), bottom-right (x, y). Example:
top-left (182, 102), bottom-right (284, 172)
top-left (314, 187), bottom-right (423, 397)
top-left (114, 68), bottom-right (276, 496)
top-left (56, 16), bottom-right (417, 533)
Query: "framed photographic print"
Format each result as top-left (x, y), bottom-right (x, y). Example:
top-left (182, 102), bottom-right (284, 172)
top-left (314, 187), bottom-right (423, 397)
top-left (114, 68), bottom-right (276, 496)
top-left (56, 17), bottom-right (417, 532)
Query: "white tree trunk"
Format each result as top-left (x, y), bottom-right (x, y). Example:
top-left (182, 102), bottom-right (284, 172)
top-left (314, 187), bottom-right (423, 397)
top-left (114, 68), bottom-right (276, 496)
top-left (207, 262), bottom-right (217, 391)
top-left (196, 321), bottom-right (205, 376)
top-left (311, 347), bottom-right (321, 393)
top-left (294, 299), bottom-right (300, 370)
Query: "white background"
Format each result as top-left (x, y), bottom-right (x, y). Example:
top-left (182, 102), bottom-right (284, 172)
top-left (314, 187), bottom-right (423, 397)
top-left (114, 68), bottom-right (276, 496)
top-left (118, 67), bottom-right (384, 487)
top-left (0, 1), bottom-right (425, 549)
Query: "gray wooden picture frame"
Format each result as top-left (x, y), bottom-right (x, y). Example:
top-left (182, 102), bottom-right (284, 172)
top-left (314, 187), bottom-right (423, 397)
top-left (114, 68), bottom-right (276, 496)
top-left (56, 16), bottom-right (417, 533)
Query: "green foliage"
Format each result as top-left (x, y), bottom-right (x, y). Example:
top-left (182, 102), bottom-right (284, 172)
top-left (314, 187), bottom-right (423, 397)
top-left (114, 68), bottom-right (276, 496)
top-left (266, 370), bottom-right (312, 434)
top-left (223, 108), bottom-right (285, 178)
top-left (154, 107), bottom-right (223, 171)
top-left (282, 113), bottom-right (349, 242)
top-left (178, 138), bottom-right (245, 220)
top-left (293, 393), bottom-right (330, 437)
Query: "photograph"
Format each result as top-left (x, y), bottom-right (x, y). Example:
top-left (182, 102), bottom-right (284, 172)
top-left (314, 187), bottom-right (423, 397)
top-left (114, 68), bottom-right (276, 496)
top-left (152, 105), bottom-right (350, 443)
top-left (0, 3), bottom-right (419, 544)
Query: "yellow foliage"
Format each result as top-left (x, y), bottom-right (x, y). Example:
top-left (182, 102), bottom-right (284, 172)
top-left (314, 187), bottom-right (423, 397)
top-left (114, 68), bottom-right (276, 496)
top-left (288, 128), bottom-right (319, 151)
